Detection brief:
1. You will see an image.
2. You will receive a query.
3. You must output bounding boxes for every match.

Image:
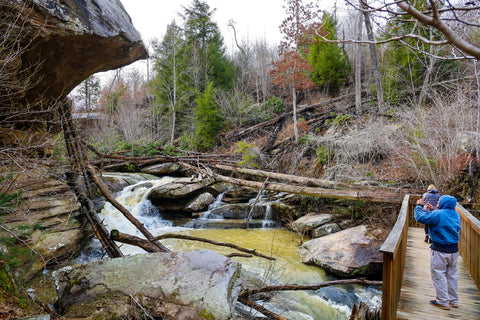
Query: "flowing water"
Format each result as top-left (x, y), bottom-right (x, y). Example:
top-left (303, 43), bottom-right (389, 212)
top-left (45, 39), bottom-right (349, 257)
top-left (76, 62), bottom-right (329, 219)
top-left (77, 174), bottom-right (381, 319)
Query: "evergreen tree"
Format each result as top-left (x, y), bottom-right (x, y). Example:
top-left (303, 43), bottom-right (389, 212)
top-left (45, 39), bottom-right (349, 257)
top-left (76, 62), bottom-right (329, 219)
top-left (180, 0), bottom-right (235, 92)
top-left (308, 12), bottom-right (350, 94)
top-left (193, 82), bottom-right (223, 150)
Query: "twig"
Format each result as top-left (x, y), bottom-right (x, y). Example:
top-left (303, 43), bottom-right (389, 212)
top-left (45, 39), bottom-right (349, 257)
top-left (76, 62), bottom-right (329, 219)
top-left (129, 295), bottom-right (155, 320)
top-left (151, 233), bottom-right (275, 261)
top-left (0, 224), bottom-right (45, 263)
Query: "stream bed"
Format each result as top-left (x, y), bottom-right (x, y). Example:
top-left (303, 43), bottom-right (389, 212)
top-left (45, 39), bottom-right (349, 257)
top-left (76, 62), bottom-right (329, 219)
top-left (75, 174), bottom-right (381, 319)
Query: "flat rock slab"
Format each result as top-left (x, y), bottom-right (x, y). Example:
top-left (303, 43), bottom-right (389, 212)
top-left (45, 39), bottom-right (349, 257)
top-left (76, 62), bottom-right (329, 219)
top-left (53, 250), bottom-right (242, 320)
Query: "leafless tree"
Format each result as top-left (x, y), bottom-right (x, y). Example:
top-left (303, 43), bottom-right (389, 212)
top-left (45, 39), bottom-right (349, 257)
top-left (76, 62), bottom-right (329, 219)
top-left (0, 1), bottom-right (58, 165)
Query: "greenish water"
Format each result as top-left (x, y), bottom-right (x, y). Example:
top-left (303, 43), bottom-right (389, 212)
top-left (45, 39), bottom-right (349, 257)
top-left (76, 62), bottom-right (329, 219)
top-left (88, 174), bottom-right (381, 319)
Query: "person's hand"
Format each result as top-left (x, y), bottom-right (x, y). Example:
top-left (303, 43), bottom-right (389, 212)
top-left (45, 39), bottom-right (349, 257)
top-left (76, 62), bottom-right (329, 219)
top-left (417, 199), bottom-right (423, 205)
top-left (425, 203), bottom-right (434, 210)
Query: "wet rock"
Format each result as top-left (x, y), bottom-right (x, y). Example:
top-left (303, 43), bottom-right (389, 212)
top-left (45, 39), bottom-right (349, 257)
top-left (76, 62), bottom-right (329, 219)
top-left (291, 213), bottom-right (334, 234)
top-left (185, 218), bottom-right (270, 229)
top-left (53, 250), bottom-right (242, 320)
top-left (147, 177), bottom-right (216, 212)
top-left (184, 192), bottom-right (215, 212)
top-left (298, 225), bottom-right (386, 279)
top-left (148, 177), bottom-right (215, 200)
top-left (269, 201), bottom-right (298, 224)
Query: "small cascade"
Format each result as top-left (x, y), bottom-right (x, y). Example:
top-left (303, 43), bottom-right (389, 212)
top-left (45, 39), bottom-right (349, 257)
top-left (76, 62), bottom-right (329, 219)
top-left (73, 173), bottom-right (381, 319)
top-left (262, 203), bottom-right (278, 228)
top-left (202, 192), bottom-right (226, 219)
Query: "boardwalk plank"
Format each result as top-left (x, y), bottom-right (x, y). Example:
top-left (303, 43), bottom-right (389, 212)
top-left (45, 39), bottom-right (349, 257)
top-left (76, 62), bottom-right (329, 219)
top-left (397, 227), bottom-right (480, 320)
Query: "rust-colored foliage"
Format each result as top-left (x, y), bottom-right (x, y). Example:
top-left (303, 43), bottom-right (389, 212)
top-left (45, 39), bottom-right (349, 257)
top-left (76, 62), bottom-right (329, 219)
top-left (270, 51), bottom-right (314, 91)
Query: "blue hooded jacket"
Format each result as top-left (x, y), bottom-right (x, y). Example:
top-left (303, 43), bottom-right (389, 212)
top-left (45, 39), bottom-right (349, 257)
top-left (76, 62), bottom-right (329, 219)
top-left (414, 195), bottom-right (461, 253)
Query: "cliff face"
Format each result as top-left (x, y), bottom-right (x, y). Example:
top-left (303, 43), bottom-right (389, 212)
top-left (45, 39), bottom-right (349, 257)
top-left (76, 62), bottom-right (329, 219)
top-left (0, 0), bottom-right (147, 153)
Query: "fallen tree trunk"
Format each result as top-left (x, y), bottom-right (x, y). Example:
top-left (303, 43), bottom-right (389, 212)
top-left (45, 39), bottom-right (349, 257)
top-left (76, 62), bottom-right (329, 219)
top-left (60, 100), bottom-right (123, 258)
top-left (226, 93), bottom-right (355, 141)
top-left (239, 278), bottom-right (381, 297)
top-left (182, 162), bottom-right (416, 204)
top-left (212, 164), bottom-right (424, 195)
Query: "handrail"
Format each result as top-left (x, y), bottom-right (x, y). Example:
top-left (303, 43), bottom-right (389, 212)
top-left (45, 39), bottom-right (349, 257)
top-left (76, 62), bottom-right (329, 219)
top-left (456, 204), bottom-right (480, 289)
top-left (379, 195), bottom-right (410, 320)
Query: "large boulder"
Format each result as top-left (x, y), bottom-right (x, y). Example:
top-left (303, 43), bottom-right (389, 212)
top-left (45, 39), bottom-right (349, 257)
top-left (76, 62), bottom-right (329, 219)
top-left (298, 225), bottom-right (386, 279)
top-left (53, 250), bottom-right (242, 320)
top-left (1, 0), bottom-right (147, 151)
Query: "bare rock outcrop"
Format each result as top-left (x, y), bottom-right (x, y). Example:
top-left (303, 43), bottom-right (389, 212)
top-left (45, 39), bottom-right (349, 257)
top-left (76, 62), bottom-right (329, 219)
top-left (1, 0), bottom-right (147, 151)
top-left (298, 225), bottom-right (386, 279)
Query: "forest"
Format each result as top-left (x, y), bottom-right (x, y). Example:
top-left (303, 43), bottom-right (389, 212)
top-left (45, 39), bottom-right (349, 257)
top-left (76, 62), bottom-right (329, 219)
top-left (70, 0), bottom-right (480, 203)
top-left (2, 0), bottom-right (480, 319)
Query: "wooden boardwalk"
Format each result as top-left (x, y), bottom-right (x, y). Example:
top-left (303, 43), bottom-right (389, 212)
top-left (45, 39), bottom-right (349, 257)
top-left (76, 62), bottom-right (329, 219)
top-left (396, 227), bottom-right (480, 319)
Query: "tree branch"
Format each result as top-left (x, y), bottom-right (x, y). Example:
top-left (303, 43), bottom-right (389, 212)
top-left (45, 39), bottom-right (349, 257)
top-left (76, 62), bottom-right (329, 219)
top-left (151, 233), bottom-right (276, 260)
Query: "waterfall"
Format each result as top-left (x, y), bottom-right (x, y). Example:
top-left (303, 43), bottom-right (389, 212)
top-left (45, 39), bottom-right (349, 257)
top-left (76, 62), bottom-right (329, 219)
top-left (75, 173), bottom-right (381, 319)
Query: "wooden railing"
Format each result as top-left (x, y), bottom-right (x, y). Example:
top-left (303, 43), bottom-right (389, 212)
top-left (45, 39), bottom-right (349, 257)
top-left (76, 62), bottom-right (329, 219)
top-left (379, 195), bottom-right (410, 320)
top-left (380, 195), bottom-right (480, 319)
top-left (456, 205), bottom-right (480, 289)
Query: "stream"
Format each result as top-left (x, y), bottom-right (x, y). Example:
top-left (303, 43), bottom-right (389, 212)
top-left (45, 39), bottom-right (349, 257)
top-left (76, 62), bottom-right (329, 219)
top-left (76, 173), bottom-right (381, 319)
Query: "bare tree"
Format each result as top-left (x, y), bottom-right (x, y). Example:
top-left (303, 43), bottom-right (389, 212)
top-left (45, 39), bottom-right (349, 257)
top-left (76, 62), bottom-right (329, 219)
top-left (361, 0), bottom-right (386, 114)
top-left (342, 0), bottom-right (480, 60)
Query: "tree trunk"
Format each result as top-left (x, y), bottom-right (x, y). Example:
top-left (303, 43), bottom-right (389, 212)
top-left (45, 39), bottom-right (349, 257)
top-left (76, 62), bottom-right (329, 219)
top-left (418, 30), bottom-right (436, 108)
top-left (355, 12), bottom-right (364, 115)
top-left (212, 164), bottom-right (423, 194)
top-left (362, 0), bottom-right (385, 115)
top-left (110, 230), bottom-right (162, 253)
top-left (181, 162), bottom-right (420, 204)
top-left (292, 85), bottom-right (299, 144)
top-left (59, 99), bottom-right (123, 258)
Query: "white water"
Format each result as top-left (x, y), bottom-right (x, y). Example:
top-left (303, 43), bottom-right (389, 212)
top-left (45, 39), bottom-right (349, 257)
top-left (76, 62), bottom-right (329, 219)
top-left (78, 173), bottom-right (381, 319)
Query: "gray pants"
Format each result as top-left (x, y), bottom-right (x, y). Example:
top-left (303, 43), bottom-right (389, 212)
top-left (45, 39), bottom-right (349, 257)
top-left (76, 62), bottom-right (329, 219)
top-left (430, 249), bottom-right (459, 307)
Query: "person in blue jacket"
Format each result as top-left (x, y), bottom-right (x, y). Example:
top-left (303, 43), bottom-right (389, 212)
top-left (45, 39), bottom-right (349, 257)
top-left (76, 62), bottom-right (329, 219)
top-left (414, 195), bottom-right (461, 310)
top-left (421, 184), bottom-right (441, 243)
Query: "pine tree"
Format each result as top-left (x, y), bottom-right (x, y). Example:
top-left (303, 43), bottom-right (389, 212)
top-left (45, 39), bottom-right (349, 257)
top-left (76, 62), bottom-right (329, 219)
top-left (308, 12), bottom-right (350, 94)
top-left (193, 82), bottom-right (223, 150)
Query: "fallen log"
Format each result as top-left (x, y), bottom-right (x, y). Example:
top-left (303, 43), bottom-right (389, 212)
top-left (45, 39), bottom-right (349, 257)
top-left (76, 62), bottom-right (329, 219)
top-left (181, 162), bottom-right (416, 204)
top-left (212, 164), bottom-right (424, 195)
top-left (60, 101), bottom-right (123, 258)
top-left (226, 93), bottom-right (355, 141)
top-left (110, 230), bottom-right (161, 253)
top-left (238, 278), bottom-right (382, 297)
